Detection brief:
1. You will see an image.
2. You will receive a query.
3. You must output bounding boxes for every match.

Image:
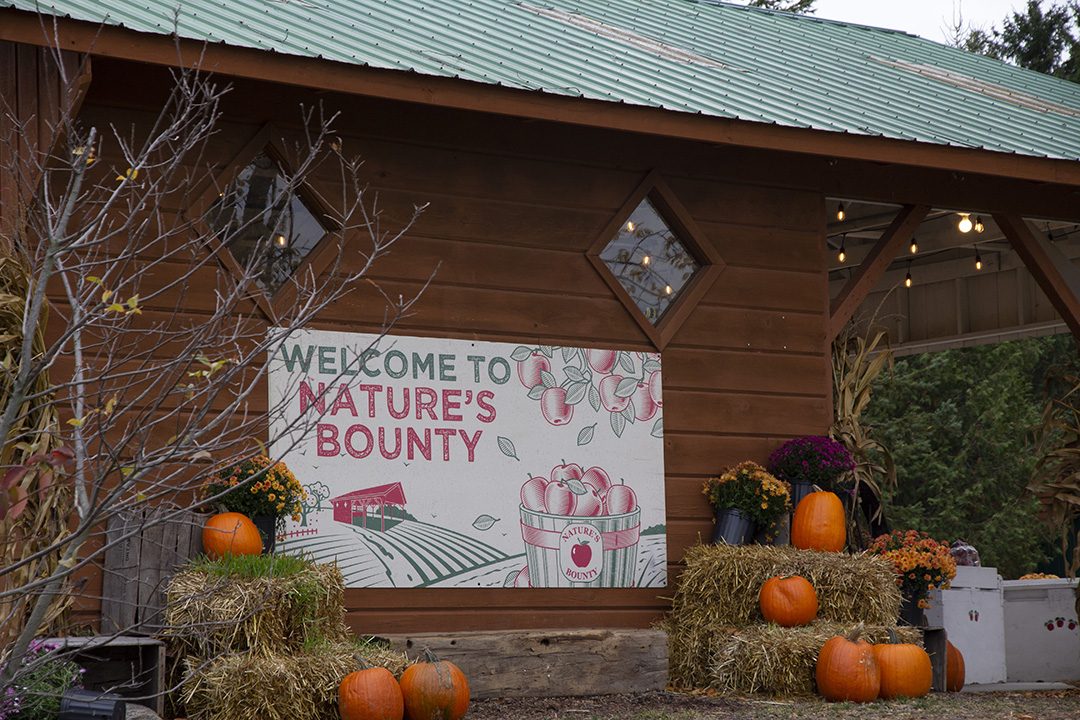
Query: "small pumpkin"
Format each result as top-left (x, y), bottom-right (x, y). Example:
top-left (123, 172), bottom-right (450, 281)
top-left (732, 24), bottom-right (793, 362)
top-left (202, 512), bottom-right (262, 559)
top-left (815, 626), bottom-right (880, 703)
top-left (946, 640), bottom-right (965, 692)
top-left (339, 663), bottom-right (403, 720)
top-left (399, 649), bottom-right (469, 720)
top-left (759, 575), bottom-right (818, 627)
top-left (791, 490), bottom-right (846, 552)
top-left (872, 629), bottom-right (932, 699)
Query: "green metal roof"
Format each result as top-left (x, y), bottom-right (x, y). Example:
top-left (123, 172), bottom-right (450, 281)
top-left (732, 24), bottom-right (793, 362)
top-left (6, 0), bottom-right (1080, 161)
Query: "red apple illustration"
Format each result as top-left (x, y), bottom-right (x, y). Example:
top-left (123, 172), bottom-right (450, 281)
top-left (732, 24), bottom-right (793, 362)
top-left (648, 370), bottom-right (663, 408)
top-left (550, 461), bottom-right (584, 485)
top-left (573, 484), bottom-right (603, 516)
top-left (586, 349), bottom-right (617, 374)
top-left (605, 484), bottom-right (638, 515)
top-left (632, 381), bottom-right (658, 421)
top-left (1047, 621), bottom-right (1055, 631)
top-left (1069, 620), bottom-right (1076, 630)
top-left (513, 565), bottom-right (531, 588)
top-left (581, 466), bottom-right (613, 497)
top-left (544, 481), bottom-right (577, 516)
top-left (517, 351), bottom-right (551, 388)
top-left (1057, 617), bottom-right (1065, 628)
top-left (541, 387), bottom-right (573, 425)
top-left (520, 475), bottom-right (549, 511)
top-left (598, 374), bottom-right (631, 413)
top-left (571, 540), bottom-right (592, 568)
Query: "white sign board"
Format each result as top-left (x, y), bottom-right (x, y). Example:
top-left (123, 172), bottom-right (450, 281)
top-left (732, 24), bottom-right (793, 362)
top-left (269, 328), bottom-right (667, 589)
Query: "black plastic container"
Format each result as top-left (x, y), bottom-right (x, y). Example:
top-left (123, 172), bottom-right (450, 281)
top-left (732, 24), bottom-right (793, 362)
top-left (58, 689), bottom-right (127, 720)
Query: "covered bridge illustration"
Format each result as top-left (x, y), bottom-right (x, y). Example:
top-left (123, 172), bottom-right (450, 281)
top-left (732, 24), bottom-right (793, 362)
top-left (332, 483), bottom-right (408, 532)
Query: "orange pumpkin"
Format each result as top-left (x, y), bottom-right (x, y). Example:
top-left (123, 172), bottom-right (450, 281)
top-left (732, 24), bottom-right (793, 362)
top-left (946, 640), bottom-right (965, 692)
top-left (791, 491), bottom-right (846, 552)
top-left (815, 627), bottom-right (880, 703)
top-left (872, 631), bottom-right (932, 699)
top-left (759, 575), bottom-right (818, 627)
top-left (339, 666), bottom-right (403, 720)
top-left (202, 512), bottom-right (262, 559)
top-left (399, 650), bottom-right (469, 720)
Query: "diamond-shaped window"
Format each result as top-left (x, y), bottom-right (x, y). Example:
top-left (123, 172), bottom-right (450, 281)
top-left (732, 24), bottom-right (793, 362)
top-left (600, 198), bottom-right (701, 324)
top-left (588, 174), bottom-right (724, 350)
top-left (209, 151), bottom-right (327, 295)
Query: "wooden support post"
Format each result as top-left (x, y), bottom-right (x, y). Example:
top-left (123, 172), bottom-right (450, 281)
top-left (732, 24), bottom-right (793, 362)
top-left (828, 204), bottom-right (930, 341)
top-left (922, 627), bottom-right (948, 692)
top-left (994, 214), bottom-right (1080, 340)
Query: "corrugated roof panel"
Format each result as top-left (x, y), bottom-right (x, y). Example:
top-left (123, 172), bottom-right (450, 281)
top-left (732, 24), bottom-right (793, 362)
top-left (4, 0), bottom-right (1080, 161)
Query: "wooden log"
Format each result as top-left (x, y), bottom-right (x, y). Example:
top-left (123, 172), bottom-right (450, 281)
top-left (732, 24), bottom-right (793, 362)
top-left (380, 628), bottom-right (668, 698)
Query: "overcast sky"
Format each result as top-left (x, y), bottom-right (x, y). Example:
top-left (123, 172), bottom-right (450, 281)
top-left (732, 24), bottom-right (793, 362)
top-left (812, 0), bottom-right (1029, 44)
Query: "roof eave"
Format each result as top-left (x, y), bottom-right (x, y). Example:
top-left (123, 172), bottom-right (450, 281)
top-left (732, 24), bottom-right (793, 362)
top-left (3, 8), bottom-right (1080, 189)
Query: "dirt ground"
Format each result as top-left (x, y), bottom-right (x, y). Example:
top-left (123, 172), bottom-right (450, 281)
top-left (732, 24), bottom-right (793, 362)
top-left (467, 689), bottom-right (1080, 719)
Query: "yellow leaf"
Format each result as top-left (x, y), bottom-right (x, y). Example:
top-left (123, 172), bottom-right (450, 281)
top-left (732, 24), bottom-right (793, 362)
top-left (101, 289), bottom-right (114, 303)
top-left (103, 396), bottom-right (118, 416)
top-left (67, 418), bottom-right (84, 428)
top-left (106, 303), bottom-right (125, 313)
top-left (117, 167), bottom-right (139, 181)
top-left (127, 294), bottom-right (140, 309)
top-left (86, 276), bottom-right (102, 285)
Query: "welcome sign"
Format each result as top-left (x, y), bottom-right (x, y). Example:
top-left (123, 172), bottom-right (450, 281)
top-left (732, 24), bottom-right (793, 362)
top-left (270, 328), bottom-right (667, 589)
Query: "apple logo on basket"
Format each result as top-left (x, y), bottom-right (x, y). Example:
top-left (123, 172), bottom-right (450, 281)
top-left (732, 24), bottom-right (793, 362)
top-left (559, 523), bottom-right (603, 583)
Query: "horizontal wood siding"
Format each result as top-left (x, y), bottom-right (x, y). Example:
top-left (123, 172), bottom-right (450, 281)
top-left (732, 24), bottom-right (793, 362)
top-left (63, 63), bottom-right (830, 632)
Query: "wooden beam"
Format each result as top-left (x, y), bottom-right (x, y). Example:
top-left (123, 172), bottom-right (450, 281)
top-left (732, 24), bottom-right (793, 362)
top-left (3, 9), bottom-right (1080, 189)
top-left (828, 205), bottom-right (929, 340)
top-left (994, 214), bottom-right (1080, 339)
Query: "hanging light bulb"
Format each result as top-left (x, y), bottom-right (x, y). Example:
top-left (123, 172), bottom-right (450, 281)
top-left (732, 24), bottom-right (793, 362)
top-left (664, 284), bottom-right (673, 295)
top-left (625, 220), bottom-right (636, 233)
top-left (904, 262), bottom-right (913, 288)
top-left (958, 213), bottom-right (973, 233)
top-left (975, 250), bottom-right (983, 271)
top-left (909, 237), bottom-right (919, 254)
top-left (974, 216), bottom-right (985, 233)
top-left (836, 202), bottom-right (846, 222)
top-left (274, 234), bottom-right (288, 248)
top-left (837, 234), bottom-right (847, 264)
top-left (641, 254), bottom-right (651, 266)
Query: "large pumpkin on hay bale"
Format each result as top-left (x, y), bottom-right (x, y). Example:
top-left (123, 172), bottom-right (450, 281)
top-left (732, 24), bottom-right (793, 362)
top-left (815, 627), bottom-right (880, 702)
top-left (946, 640), bottom-right (965, 692)
top-left (759, 575), bottom-right (818, 627)
top-left (339, 665), bottom-right (404, 720)
top-left (791, 491), bottom-right (846, 552)
top-left (202, 512), bottom-right (262, 559)
top-left (399, 650), bottom-right (469, 720)
top-left (872, 630), bottom-right (932, 699)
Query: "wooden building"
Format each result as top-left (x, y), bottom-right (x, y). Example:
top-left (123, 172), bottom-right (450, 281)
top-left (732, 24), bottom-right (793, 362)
top-left (2, 0), bottom-right (1079, 645)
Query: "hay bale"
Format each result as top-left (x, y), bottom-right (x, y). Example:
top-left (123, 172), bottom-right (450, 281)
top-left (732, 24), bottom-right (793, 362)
top-left (180, 641), bottom-right (409, 720)
top-left (165, 559), bottom-right (347, 657)
top-left (660, 616), bottom-right (736, 691)
top-left (711, 622), bottom-right (921, 696)
top-left (670, 544), bottom-right (902, 630)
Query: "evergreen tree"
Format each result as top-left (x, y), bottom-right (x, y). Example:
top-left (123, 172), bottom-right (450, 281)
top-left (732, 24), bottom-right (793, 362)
top-left (866, 335), bottom-right (1079, 578)
top-left (964, 1), bottom-right (1080, 83)
top-left (744, 0), bottom-right (817, 14)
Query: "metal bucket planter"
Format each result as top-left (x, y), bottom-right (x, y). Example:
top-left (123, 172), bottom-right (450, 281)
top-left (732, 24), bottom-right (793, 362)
top-left (519, 505), bottom-right (640, 588)
top-left (711, 508), bottom-right (756, 545)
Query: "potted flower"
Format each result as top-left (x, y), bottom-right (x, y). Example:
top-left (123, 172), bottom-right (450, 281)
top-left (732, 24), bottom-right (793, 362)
top-left (868, 529), bottom-right (957, 626)
top-left (0, 640), bottom-right (85, 720)
top-left (204, 454), bottom-right (306, 553)
top-left (767, 435), bottom-right (855, 507)
top-left (702, 461), bottom-right (791, 545)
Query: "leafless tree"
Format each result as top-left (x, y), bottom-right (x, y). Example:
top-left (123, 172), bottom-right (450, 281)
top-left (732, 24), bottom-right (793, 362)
top-left (0, 28), bottom-right (428, 695)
